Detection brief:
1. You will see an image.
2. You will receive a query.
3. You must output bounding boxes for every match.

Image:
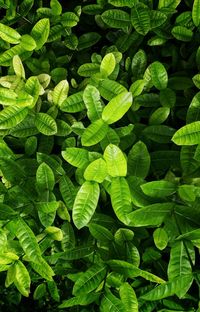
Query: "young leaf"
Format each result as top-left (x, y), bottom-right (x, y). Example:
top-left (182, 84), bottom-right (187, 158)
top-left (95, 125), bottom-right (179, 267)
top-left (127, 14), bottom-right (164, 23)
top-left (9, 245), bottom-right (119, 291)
top-left (62, 147), bottom-right (89, 168)
top-left (100, 53), bottom-right (116, 77)
top-left (13, 55), bottom-right (25, 79)
top-left (119, 282), bottom-right (138, 312)
top-left (101, 9), bottom-right (131, 28)
top-left (81, 118), bottom-right (109, 146)
top-left (192, 0), bottom-right (200, 27)
top-left (72, 181), bottom-right (100, 229)
top-left (127, 141), bottom-right (150, 178)
top-left (127, 203), bottom-right (174, 227)
top-left (131, 3), bottom-right (150, 36)
top-left (52, 80), bottom-right (69, 107)
top-left (83, 85), bottom-right (103, 121)
top-left (103, 144), bottom-right (127, 177)
top-left (110, 177), bottom-right (132, 224)
top-left (141, 274), bottom-right (193, 301)
top-left (84, 158), bottom-right (107, 183)
top-left (0, 23), bottom-right (21, 44)
top-left (73, 264), bottom-right (107, 296)
top-left (149, 61), bottom-right (168, 90)
top-left (31, 18), bottom-right (50, 50)
top-left (36, 162), bottom-right (55, 192)
top-left (35, 113), bottom-right (57, 135)
top-left (172, 121), bottom-right (200, 145)
top-left (153, 228), bottom-right (168, 250)
top-left (102, 91), bottom-right (132, 124)
top-left (141, 180), bottom-right (177, 198)
top-left (14, 261), bottom-right (31, 297)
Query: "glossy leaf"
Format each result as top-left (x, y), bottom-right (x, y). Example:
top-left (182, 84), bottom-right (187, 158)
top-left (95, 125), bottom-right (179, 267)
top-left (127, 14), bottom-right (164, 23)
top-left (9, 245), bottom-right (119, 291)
top-left (81, 118), bottom-right (109, 146)
top-left (127, 141), bottom-right (150, 178)
top-left (119, 282), bottom-right (138, 312)
top-left (72, 181), bottom-right (100, 229)
top-left (101, 9), bottom-right (131, 28)
top-left (84, 158), bottom-right (107, 183)
top-left (83, 85), bottom-right (103, 122)
top-left (104, 144), bottom-right (127, 177)
top-left (172, 121), bottom-right (200, 145)
top-left (131, 3), bottom-right (150, 36)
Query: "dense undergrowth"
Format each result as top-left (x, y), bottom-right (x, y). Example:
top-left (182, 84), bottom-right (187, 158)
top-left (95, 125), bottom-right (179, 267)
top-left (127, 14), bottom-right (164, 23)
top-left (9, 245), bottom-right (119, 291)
top-left (0, 0), bottom-right (200, 311)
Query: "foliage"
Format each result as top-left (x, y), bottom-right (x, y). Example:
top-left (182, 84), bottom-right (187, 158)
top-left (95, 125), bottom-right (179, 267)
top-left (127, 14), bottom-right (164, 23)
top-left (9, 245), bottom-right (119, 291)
top-left (0, 0), bottom-right (199, 311)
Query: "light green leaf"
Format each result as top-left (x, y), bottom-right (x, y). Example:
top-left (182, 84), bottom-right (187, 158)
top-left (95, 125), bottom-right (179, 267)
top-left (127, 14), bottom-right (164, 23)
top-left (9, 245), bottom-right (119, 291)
top-left (108, 0), bottom-right (136, 7)
top-left (62, 147), bottom-right (89, 168)
top-left (73, 181), bottom-right (100, 229)
top-left (20, 34), bottom-right (36, 51)
top-left (131, 3), bottom-right (150, 35)
top-left (81, 118), bottom-right (109, 146)
top-left (73, 264), bottom-right (107, 296)
top-left (84, 158), bottom-right (107, 183)
top-left (158, 0), bottom-right (181, 9)
top-left (60, 91), bottom-right (85, 113)
top-left (100, 53), bottom-right (116, 77)
top-left (119, 282), bottom-right (138, 312)
top-left (36, 162), bottom-right (55, 192)
top-left (141, 180), bottom-right (177, 198)
top-left (101, 9), bottom-right (131, 28)
top-left (30, 257), bottom-right (55, 281)
top-left (141, 274), bottom-right (193, 301)
top-left (172, 121), bottom-right (200, 145)
top-left (100, 289), bottom-right (125, 312)
top-left (61, 12), bottom-right (79, 27)
top-left (50, 0), bottom-right (62, 15)
top-left (153, 228), bottom-right (168, 250)
top-left (104, 144), bottom-right (127, 177)
top-left (13, 55), bottom-right (25, 79)
top-left (149, 61), bottom-right (168, 90)
top-left (83, 85), bottom-right (103, 121)
top-left (110, 177), bottom-right (132, 224)
top-left (14, 260), bottom-right (31, 297)
top-left (192, 0), bottom-right (200, 27)
top-left (98, 79), bottom-right (127, 101)
top-left (167, 241), bottom-right (194, 280)
top-left (35, 113), bottom-right (57, 135)
top-left (0, 23), bottom-right (21, 44)
top-left (37, 201), bottom-right (59, 227)
top-left (149, 107), bottom-right (170, 125)
top-left (52, 80), bottom-right (69, 107)
top-left (78, 63), bottom-right (100, 77)
top-left (31, 18), bottom-right (50, 50)
top-left (127, 203), bottom-right (174, 227)
top-left (102, 91), bottom-right (132, 124)
top-left (127, 141), bottom-right (150, 178)
top-left (172, 26), bottom-right (193, 42)
top-left (0, 106), bottom-right (29, 129)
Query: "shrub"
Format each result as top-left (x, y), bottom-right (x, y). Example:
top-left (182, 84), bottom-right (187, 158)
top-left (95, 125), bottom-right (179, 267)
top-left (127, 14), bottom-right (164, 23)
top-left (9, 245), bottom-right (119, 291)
top-left (0, 0), bottom-right (200, 311)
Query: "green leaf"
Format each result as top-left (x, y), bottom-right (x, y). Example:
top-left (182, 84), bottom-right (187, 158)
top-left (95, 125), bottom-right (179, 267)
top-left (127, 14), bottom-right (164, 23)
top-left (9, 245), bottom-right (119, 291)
top-left (52, 80), bottom-right (69, 107)
top-left (101, 9), bottom-right (131, 28)
top-left (172, 121), bottom-right (200, 145)
top-left (83, 85), bottom-right (103, 121)
top-left (127, 203), bottom-right (174, 227)
top-left (149, 61), bottom-right (168, 90)
top-left (158, 0), bottom-right (181, 9)
top-left (14, 260), bottom-right (31, 297)
top-left (0, 204), bottom-right (17, 220)
top-left (141, 181), bottom-right (177, 198)
top-left (60, 91), bottom-right (85, 113)
top-left (167, 241), bottom-right (194, 280)
top-left (36, 162), bottom-right (55, 192)
top-left (119, 282), bottom-right (138, 312)
top-left (30, 257), bottom-right (55, 281)
top-left (149, 107), bottom-right (170, 125)
top-left (172, 26), bottom-right (193, 42)
top-left (0, 23), bottom-right (21, 44)
top-left (143, 125), bottom-right (175, 143)
top-left (61, 12), bottom-right (79, 27)
top-left (110, 177), bottom-right (132, 224)
top-left (78, 32), bottom-right (101, 51)
top-left (50, 0), bottom-right (62, 15)
top-left (131, 3), bottom-right (150, 35)
top-left (100, 53), bottom-right (116, 77)
top-left (81, 118), bottom-right (109, 146)
top-left (102, 91), bottom-right (132, 124)
top-left (62, 147), bottom-right (89, 168)
top-left (72, 181), bottom-right (100, 229)
top-left (0, 106), bottom-right (29, 129)
top-left (98, 79), bottom-right (127, 101)
top-left (78, 63), bottom-right (100, 77)
top-left (35, 113), bottom-right (57, 135)
top-left (127, 141), bottom-right (150, 178)
top-left (14, 217), bottom-right (42, 263)
top-left (153, 228), bottom-right (168, 250)
top-left (104, 144), bottom-right (127, 177)
top-left (20, 34), bottom-right (36, 51)
top-left (89, 223), bottom-right (114, 242)
top-left (31, 18), bottom-right (50, 50)
top-left (37, 201), bottom-right (59, 227)
top-left (33, 283), bottom-right (46, 300)
top-left (73, 263), bottom-right (107, 296)
top-left (13, 55), bottom-right (25, 79)
top-left (0, 45), bottom-right (28, 67)
top-left (141, 274), bottom-right (193, 301)
top-left (84, 158), bottom-right (107, 183)
top-left (60, 246), bottom-right (95, 260)
top-left (47, 280), bottom-right (60, 302)
top-left (100, 289), bottom-right (125, 312)
top-left (192, 0), bottom-right (200, 27)
top-left (59, 293), bottom-right (99, 308)
top-left (108, 0), bottom-right (136, 7)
